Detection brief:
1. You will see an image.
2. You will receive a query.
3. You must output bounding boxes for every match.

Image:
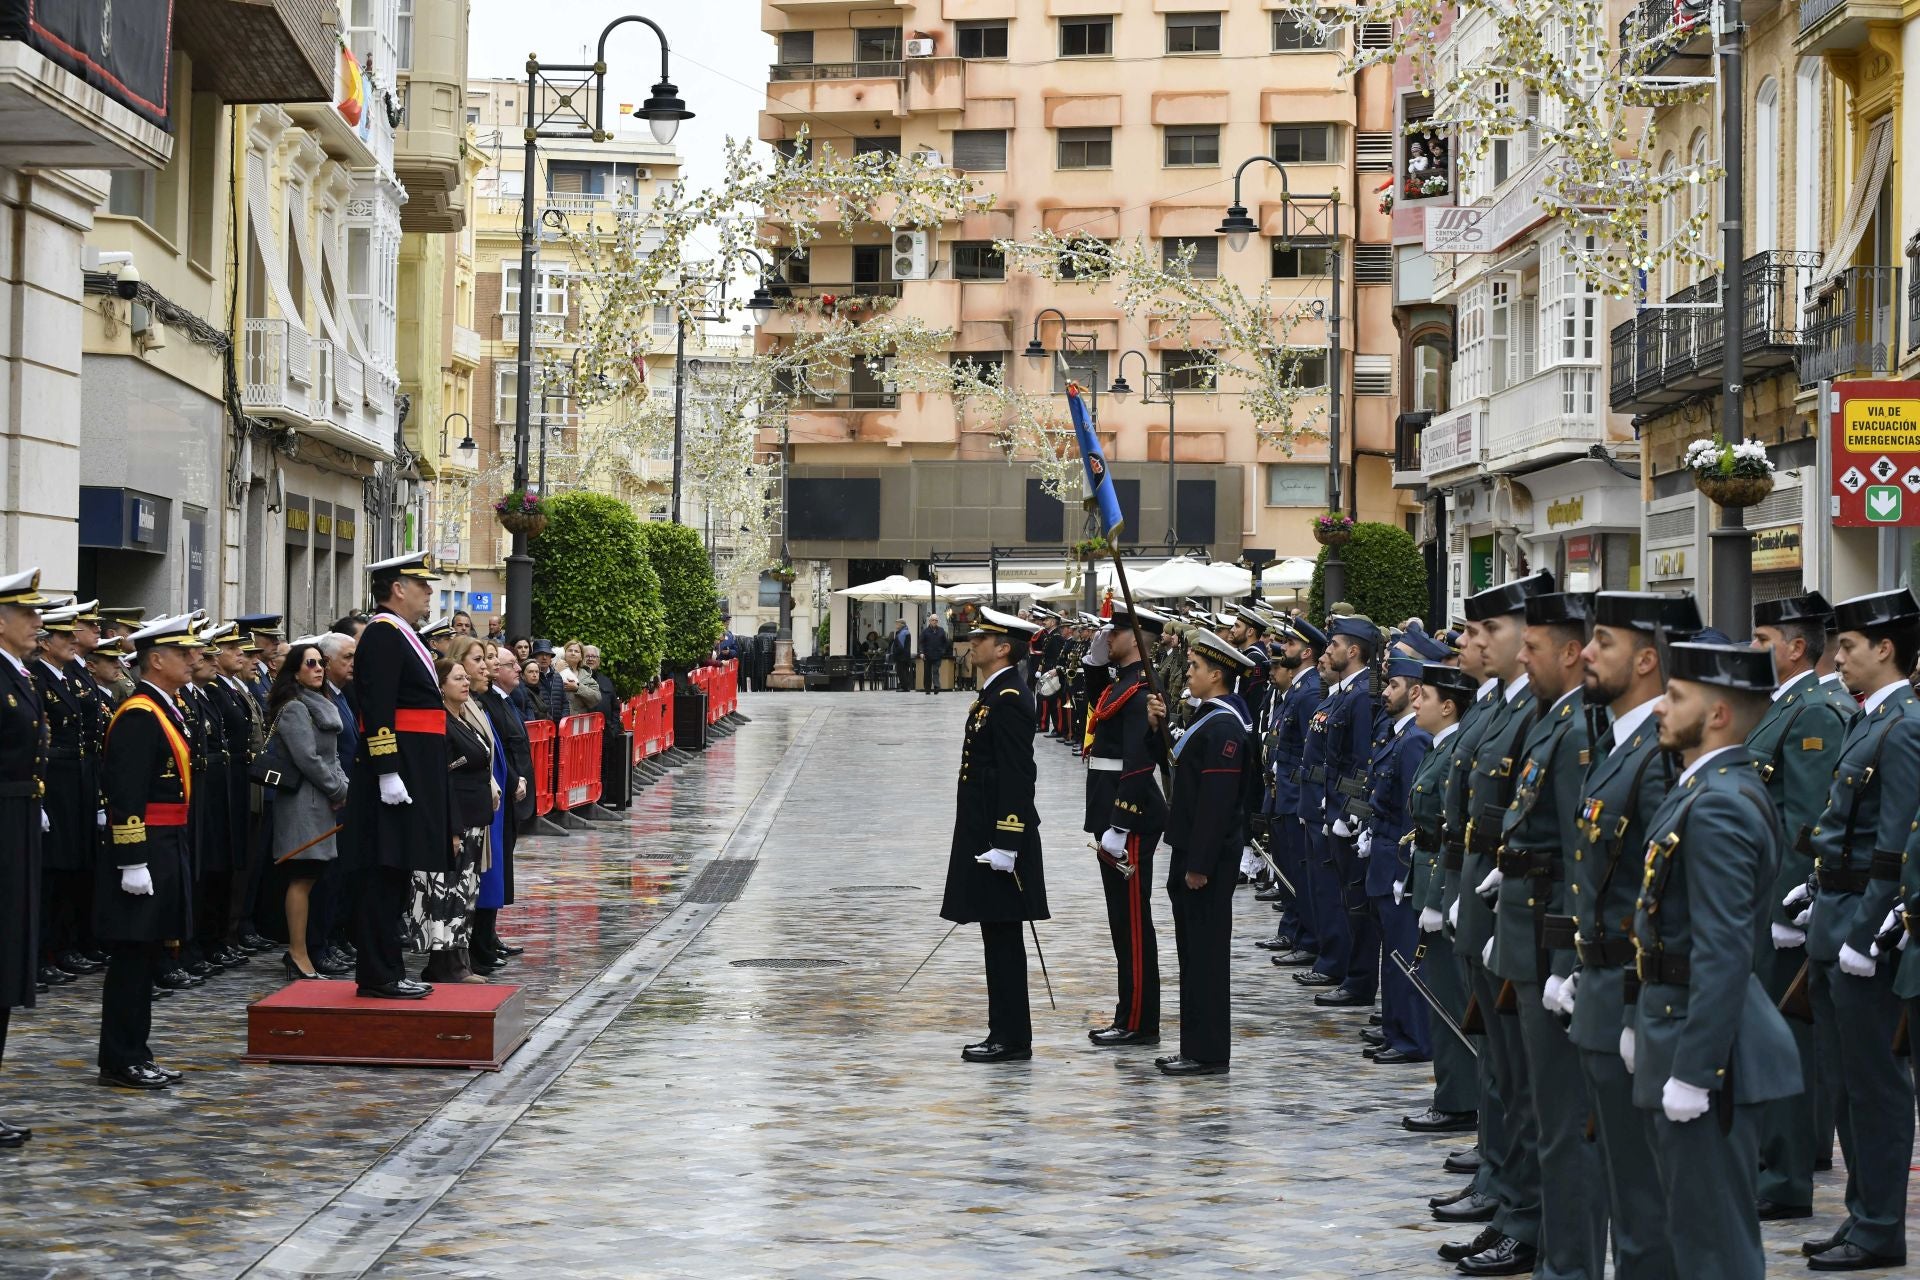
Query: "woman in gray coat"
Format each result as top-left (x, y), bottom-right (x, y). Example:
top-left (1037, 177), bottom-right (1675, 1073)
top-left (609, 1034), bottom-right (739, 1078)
top-left (266, 642), bottom-right (352, 980)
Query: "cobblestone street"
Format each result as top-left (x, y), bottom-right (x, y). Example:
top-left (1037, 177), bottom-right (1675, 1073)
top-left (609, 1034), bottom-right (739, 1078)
top-left (0, 693), bottom-right (1911, 1277)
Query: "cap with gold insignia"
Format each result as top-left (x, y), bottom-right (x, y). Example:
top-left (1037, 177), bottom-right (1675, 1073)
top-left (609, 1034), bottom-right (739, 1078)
top-left (73, 600), bottom-right (102, 624)
top-left (1465, 571), bottom-right (1556, 622)
top-left (1668, 642), bottom-right (1776, 693)
top-left (129, 614), bottom-right (205, 652)
top-left (234, 612), bottom-right (282, 633)
top-left (98, 606), bottom-right (147, 631)
top-left (87, 637), bottom-right (131, 663)
top-left (198, 621), bottom-right (240, 649)
top-left (1329, 615), bottom-right (1381, 648)
top-left (1232, 604), bottom-right (1270, 633)
top-left (1291, 617), bottom-right (1329, 651)
top-left (420, 614), bottom-right (454, 639)
top-left (0, 568), bottom-right (53, 609)
top-left (961, 606), bottom-right (1043, 644)
top-left (1187, 628), bottom-right (1255, 672)
top-left (38, 603), bottom-right (84, 634)
top-left (368, 551), bottom-right (441, 582)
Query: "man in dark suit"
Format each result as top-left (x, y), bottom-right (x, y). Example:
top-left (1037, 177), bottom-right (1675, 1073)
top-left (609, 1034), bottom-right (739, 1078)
top-left (475, 641), bottom-right (534, 962)
top-left (939, 607), bottom-right (1048, 1063)
top-left (920, 616), bottom-right (951, 696)
top-left (0, 569), bottom-right (52, 1144)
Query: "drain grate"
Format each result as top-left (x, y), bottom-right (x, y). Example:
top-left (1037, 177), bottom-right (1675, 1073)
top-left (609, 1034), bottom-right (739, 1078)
top-left (682, 858), bottom-right (758, 904)
top-left (730, 958), bottom-right (847, 970)
top-left (829, 885), bottom-right (920, 894)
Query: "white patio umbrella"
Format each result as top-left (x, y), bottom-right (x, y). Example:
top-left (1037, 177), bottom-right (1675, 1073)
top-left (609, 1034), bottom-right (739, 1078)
top-left (1261, 557), bottom-right (1317, 593)
top-left (1131, 559), bottom-right (1253, 599)
top-left (833, 574), bottom-right (945, 603)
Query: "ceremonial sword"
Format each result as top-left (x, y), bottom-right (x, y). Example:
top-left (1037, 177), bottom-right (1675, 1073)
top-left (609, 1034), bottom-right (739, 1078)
top-left (1390, 946), bottom-right (1478, 1059)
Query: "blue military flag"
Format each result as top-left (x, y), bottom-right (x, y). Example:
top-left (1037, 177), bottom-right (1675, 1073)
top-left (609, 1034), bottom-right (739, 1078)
top-left (1067, 382), bottom-right (1124, 540)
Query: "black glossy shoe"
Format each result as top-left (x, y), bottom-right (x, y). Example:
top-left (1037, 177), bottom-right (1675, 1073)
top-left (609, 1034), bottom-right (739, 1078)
top-left (357, 979), bottom-right (433, 1000)
top-left (149, 982), bottom-right (173, 999)
top-left (1368, 1012), bottom-right (1384, 1026)
top-left (1088, 1026), bottom-right (1160, 1047)
top-left (1362, 1045), bottom-right (1384, 1060)
top-left (1438, 1225), bottom-right (1505, 1264)
top-left (0, 1118), bottom-right (29, 1147)
top-left (1755, 1198), bottom-right (1812, 1221)
top-left (1813, 1156), bottom-right (1833, 1172)
top-left (154, 968), bottom-right (198, 991)
top-left (1292, 970), bottom-right (1339, 988)
top-left (470, 952), bottom-right (504, 976)
top-left (37, 965), bottom-right (73, 987)
top-left (1802, 1227), bottom-right (1848, 1257)
top-left (1456, 1234), bottom-right (1535, 1276)
top-left (141, 1061), bottom-right (183, 1084)
top-left (97, 1063), bottom-right (168, 1090)
top-left (1405, 1108), bottom-right (1478, 1133)
top-left (1432, 1190), bottom-right (1500, 1223)
top-left (1253, 885), bottom-right (1287, 902)
top-left (1156, 1056), bottom-right (1229, 1076)
top-left (1444, 1148), bottom-right (1483, 1175)
top-left (1371, 1047), bottom-right (1432, 1065)
top-left (82, 948), bottom-right (110, 966)
top-left (960, 1041), bottom-right (1031, 1063)
top-left (283, 953), bottom-right (320, 981)
top-left (185, 960), bottom-right (214, 979)
top-left (1807, 1243), bottom-right (1907, 1271)
top-left (217, 945), bottom-right (251, 968)
top-left (314, 950), bottom-right (352, 977)
top-left (1254, 936), bottom-right (1294, 952)
top-left (493, 939), bottom-right (525, 957)
top-left (1269, 949), bottom-right (1318, 967)
top-left (1429, 1183), bottom-right (1478, 1210)
top-left (1359, 1028), bottom-right (1386, 1046)
top-left (239, 933), bottom-right (276, 954)
top-left (1314, 987), bottom-right (1373, 1008)
top-left (54, 950), bottom-right (101, 976)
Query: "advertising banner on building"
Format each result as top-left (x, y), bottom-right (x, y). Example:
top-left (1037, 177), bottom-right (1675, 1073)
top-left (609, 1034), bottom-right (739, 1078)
top-left (0, 0), bottom-right (175, 130)
top-left (1829, 380), bottom-right (1920, 527)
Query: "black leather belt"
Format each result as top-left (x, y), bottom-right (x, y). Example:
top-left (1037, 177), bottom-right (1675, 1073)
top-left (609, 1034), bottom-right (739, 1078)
top-left (1869, 850), bottom-right (1904, 882)
top-left (1541, 914), bottom-right (1578, 950)
top-left (1306, 766), bottom-right (1327, 785)
top-left (1496, 848), bottom-right (1560, 879)
top-left (1415, 823), bottom-right (1442, 847)
top-left (1636, 949), bottom-right (1689, 984)
top-left (1575, 935), bottom-right (1635, 968)
top-left (1443, 840), bottom-right (1465, 872)
top-left (1816, 865), bottom-right (1872, 894)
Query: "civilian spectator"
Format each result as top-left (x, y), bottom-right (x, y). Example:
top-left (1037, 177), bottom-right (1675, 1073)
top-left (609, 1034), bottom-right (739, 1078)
top-left (560, 640), bottom-right (601, 716)
top-left (475, 643), bottom-right (532, 968)
top-left (312, 631), bottom-right (359, 970)
top-left (266, 643), bottom-right (351, 981)
top-left (453, 611), bottom-right (475, 637)
top-left (920, 616), bottom-right (951, 696)
top-left (891, 619), bottom-right (915, 692)
top-left (512, 636), bottom-right (532, 662)
top-left (514, 660), bottom-right (544, 721)
top-left (409, 654), bottom-right (498, 984)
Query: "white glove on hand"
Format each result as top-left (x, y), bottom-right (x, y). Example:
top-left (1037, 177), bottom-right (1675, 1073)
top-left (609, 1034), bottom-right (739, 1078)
top-left (1392, 879), bottom-right (1405, 906)
top-left (1792, 905), bottom-right (1811, 928)
top-left (1782, 882), bottom-right (1812, 912)
top-left (379, 773), bottom-right (412, 806)
top-left (1099, 827), bottom-right (1129, 859)
top-left (1871, 906), bottom-right (1910, 956)
top-left (1475, 868), bottom-right (1504, 897)
top-left (119, 864), bottom-right (154, 896)
top-left (1239, 847), bottom-right (1263, 878)
top-left (1543, 975), bottom-right (1566, 1012)
top-left (1331, 816), bottom-right (1355, 839)
top-left (1183, 693), bottom-right (1202, 708)
top-left (1770, 923), bottom-right (1807, 950)
top-left (1085, 627), bottom-right (1111, 668)
top-left (1558, 970), bottom-right (1580, 1016)
top-left (1661, 1077), bottom-right (1712, 1124)
top-left (1418, 906), bottom-right (1444, 934)
top-left (1620, 1026), bottom-right (1636, 1074)
top-left (976, 848), bottom-right (1019, 874)
top-left (96, 808), bottom-right (107, 830)
top-left (1481, 936), bottom-right (1495, 966)
top-left (1448, 897), bottom-right (1460, 929)
top-left (39, 809), bottom-right (49, 833)
top-left (1356, 830), bottom-right (1374, 859)
top-left (1838, 943), bottom-right (1877, 978)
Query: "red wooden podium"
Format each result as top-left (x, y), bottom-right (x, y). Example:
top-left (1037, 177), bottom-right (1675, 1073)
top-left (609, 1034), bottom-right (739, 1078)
top-left (244, 981), bottom-right (531, 1071)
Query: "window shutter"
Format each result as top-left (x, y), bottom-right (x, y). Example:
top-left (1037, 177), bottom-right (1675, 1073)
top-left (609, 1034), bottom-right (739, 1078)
top-left (1352, 243), bottom-right (1393, 284)
top-left (1353, 354), bottom-right (1393, 396)
top-left (1190, 238), bottom-right (1218, 277)
top-left (1359, 21), bottom-right (1394, 48)
top-left (952, 129), bottom-right (1007, 172)
top-left (1356, 131), bottom-right (1395, 171)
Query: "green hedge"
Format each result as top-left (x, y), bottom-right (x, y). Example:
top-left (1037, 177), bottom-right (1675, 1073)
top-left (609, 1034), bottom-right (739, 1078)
top-left (1306, 522), bottom-right (1430, 629)
top-left (530, 492), bottom-right (665, 692)
top-left (636, 520), bottom-right (724, 672)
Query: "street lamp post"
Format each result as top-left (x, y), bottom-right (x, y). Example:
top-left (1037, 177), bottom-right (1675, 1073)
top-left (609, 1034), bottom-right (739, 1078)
top-left (504, 15), bottom-right (694, 639)
top-left (1217, 155), bottom-right (1346, 606)
top-left (1709, 0), bottom-right (1752, 637)
top-left (1108, 351), bottom-right (1177, 549)
top-left (1025, 307), bottom-right (1103, 612)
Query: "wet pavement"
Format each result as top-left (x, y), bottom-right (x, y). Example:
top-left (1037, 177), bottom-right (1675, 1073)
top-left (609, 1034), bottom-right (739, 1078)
top-left (2, 691), bottom-right (1914, 1277)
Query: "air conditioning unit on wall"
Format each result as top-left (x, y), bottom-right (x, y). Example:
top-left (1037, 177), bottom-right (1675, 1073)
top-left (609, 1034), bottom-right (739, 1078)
top-left (893, 230), bottom-right (931, 280)
top-left (905, 38), bottom-right (935, 57)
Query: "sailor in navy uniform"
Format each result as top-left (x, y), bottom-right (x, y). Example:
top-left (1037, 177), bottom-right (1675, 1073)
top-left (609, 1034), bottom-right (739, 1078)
top-left (1361, 655), bottom-right (1433, 1063)
top-left (0, 569), bottom-right (53, 1145)
top-left (1227, 604), bottom-right (1273, 718)
top-left (940, 607), bottom-right (1048, 1063)
top-left (1303, 614), bottom-right (1381, 1006)
top-left (1145, 628), bottom-right (1256, 1075)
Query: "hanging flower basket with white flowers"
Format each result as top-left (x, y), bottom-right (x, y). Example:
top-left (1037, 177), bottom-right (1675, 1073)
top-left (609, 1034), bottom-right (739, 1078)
top-left (1683, 435), bottom-right (1775, 508)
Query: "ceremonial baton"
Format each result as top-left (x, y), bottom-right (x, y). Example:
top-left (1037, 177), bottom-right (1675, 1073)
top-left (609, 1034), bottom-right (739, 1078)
top-left (1390, 947), bottom-right (1478, 1059)
top-left (1014, 869), bottom-right (1057, 1010)
top-left (898, 922), bottom-right (961, 994)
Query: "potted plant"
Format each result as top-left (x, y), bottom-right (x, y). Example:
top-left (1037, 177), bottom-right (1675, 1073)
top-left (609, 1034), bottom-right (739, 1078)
top-left (767, 561), bottom-right (797, 585)
top-left (1683, 434), bottom-right (1776, 508)
top-left (1312, 510), bottom-right (1355, 547)
top-left (1071, 535), bottom-right (1110, 561)
top-left (494, 488), bottom-right (549, 536)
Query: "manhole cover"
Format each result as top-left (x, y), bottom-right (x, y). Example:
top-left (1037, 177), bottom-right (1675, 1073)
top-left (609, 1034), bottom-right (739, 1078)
top-left (730, 958), bottom-right (847, 970)
top-left (829, 885), bottom-right (920, 894)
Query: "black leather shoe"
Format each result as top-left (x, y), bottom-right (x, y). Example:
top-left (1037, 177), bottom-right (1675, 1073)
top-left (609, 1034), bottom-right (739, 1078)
top-left (1814, 1156), bottom-right (1833, 1172)
top-left (217, 945), bottom-right (251, 968)
top-left (357, 979), bottom-right (433, 1000)
top-left (1438, 1225), bottom-right (1505, 1264)
top-left (1314, 987), bottom-right (1373, 1008)
top-left (493, 939), bottom-right (525, 957)
top-left (142, 1061), bottom-right (183, 1084)
top-left (1802, 1227), bottom-right (1847, 1257)
top-left (1429, 1183), bottom-right (1478, 1210)
top-left (154, 969), bottom-right (198, 991)
top-left (470, 952), bottom-right (504, 976)
top-left (37, 965), bottom-right (73, 987)
top-left (1254, 936), bottom-right (1294, 951)
top-left (1755, 1198), bottom-right (1812, 1220)
top-left (314, 950), bottom-right (352, 976)
top-left (1456, 1234), bottom-right (1535, 1275)
top-left (1156, 1056), bottom-right (1229, 1076)
top-left (240, 933), bottom-right (276, 953)
top-left (1432, 1190), bottom-right (1500, 1223)
top-left (1405, 1108), bottom-right (1478, 1133)
top-left (1253, 886), bottom-right (1287, 901)
top-left (83, 948), bottom-right (110, 965)
top-left (1359, 1028), bottom-right (1386, 1046)
top-left (1362, 1045), bottom-right (1384, 1060)
top-left (1807, 1243), bottom-right (1906, 1271)
top-left (185, 960), bottom-right (214, 979)
top-left (1088, 1027), bottom-right (1159, 1047)
top-left (1444, 1148), bottom-right (1483, 1175)
top-left (1371, 1047), bottom-right (1432, 1065)
top-left (97, 1064), bottom-right (168, 1090)
top-left (149, 982), bottom-right (173, 999)
top-left (0, 1118), bottom-right (29, 1147)
top-left (961, 1041), bottom-right (1031, 1063)
top-left (1270, 949), bottom-right (1318, 967)
top-left (1368, 1012), bottom-right (1384, 1025)
top-left (55, 950), bottom-right (101, 975)
top-left (1292, 970), bottom-right (1339, 987)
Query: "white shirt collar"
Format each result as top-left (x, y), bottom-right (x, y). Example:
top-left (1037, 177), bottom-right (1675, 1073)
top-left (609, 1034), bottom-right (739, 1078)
top-left (1502, 672), bottom-right (1530, 703)
top-left (1770, 670), bottom-right (1814, 702)
top-left (38, 657), bottom-right (66, 679)
top-left (1821, 671), bottom-right (1842, 685)
top-left (1476, 676), bottom-right (1498, 697)
top-left (1433, 720), bottom-right (1461, 746)
top-left (1612, 696), bottom-right (1661, 748)
top-left (981, 665), bottom-right (1015, 692)
top-left (1863, 679), bottom-right (1908, 715)
top-left (1678, 744), bottom-right (1741, 788)
top-left (1393, 710), bottom-right (1416, 734)
top-left (492, 682), bottom-right (512, 698)
top-left (0, 648), bottom-right (28, 678)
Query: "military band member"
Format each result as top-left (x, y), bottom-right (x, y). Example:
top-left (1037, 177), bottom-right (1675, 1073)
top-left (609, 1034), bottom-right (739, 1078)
top-left (1797, 588), bottom-right (1920, 1271)
top-left (97, 615), bottom-right (203, 1089)
top-left (940, 607), bottom-right (1048, 1063)
top-left (1634, 642), bottom-right (1806, 1279)
top-left (0, 570), bottom-right (53, 1146)
top-left (1361, 655), bottom-right (1432, 1064)
top-left (343, 553), bottom-right (450, 1000)
top-left (1270, 620), bottom-right (1329, 968)
top-left (1746, 591), bottom-right (1853, 1221)
top-left (1086, 603), bottom-right (1168, 1048)
top-left (1146, 628), bottom-right (1256, 1076)
top-left (32, 604), bottom-right (103, 986)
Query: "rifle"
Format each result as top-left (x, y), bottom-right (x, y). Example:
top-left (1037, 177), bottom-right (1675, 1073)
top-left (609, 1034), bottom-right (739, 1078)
top-left (1391, 948), bottom-right (1478, 1059)
top-left (1461, 992), bottom-right (1487, 1035)
top-left (1494, 979), bottom-right (1519, 1015)
top-left (1777, 958), bottom-right (1814, 1026)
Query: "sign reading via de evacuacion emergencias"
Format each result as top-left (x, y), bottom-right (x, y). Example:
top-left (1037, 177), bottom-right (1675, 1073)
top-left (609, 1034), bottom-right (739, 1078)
top-left (1831, 380), bottom-right (1920, 527)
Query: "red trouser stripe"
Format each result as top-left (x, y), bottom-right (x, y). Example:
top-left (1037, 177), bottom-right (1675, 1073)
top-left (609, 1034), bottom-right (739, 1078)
top-left (1127, 833), bottom-right (1143, 1030)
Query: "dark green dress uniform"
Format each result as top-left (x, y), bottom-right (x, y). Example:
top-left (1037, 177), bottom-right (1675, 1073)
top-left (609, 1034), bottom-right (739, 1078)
top-left (1745, 634), bottom-right (1852, 1215)
top-left (1491, 642), bottom-right (1604, 1280)
top-left (1804, 589), bottom-right (1920, 1264)
top-left (1631, 645), bottom-right (1804, 1280)
top-left (1406, 668), bottom-right (1476, 1122)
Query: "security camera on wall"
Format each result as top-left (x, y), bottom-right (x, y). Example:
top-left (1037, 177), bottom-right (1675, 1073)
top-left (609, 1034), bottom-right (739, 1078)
top-left (114, 263), bottom-right (141, 301)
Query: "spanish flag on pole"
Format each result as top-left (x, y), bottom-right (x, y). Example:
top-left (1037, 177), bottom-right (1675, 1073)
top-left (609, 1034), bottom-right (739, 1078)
top-left (337, 43), bottom-right (365, 128)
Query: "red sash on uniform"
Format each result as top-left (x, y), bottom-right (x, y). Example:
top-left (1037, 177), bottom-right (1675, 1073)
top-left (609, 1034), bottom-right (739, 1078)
top-left (394, 708), bottom-right (448, 734)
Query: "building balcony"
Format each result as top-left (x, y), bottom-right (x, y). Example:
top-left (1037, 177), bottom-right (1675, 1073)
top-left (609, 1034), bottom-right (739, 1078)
top-left (244, 318), bottom-right (393, 457)
top-left (1799, 265), bottom-right (1902, 386)
top-left (792, 388), bottom-right (900, 412)
top-left (1392, 410), bottom-right (1432, 489)
top-left (394, 0), bottom-right (468, 229)
top-left (1484, 367), bottom-right (1605, 471)
top-left (499, 312), bottom-right (570, 343)
top-left (765, 62), bottom-right (903, 121)
top-left (0, 37), bottom-right (171, 170)
top-left (1609, 251), bottom-right (1820, 415)
top-left (766, 0), bottom-right (907, 10)
top-left (1798, 0), bottom-right (1901, 49)
top-left (451, 324), bottom-right (482, 369)
top-left (242, 317), bottom-right (318, 423)
top-left (1618, 0), bottom-right (1712, 76)
top-left (173, 0), bottom-right (333, 104)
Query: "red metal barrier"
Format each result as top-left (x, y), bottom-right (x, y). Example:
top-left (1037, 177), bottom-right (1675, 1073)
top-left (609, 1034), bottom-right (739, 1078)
top-left (525, 717), bottom-right (556, 816)
top-left (718, 660), bottom-right (738, 717)
top-left (659, 678), bottom-right (675, 752)
top-left (556, 712), bottom-right (604, 811)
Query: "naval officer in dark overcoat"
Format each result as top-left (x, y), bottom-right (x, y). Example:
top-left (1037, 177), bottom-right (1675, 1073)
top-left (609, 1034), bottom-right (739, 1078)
top-left (343, 552), bottom-right (451, 1000)
top-left (940, 607), bottom-right (1048, 1063)
top-left (0, 569), bottom-right (52, 1144)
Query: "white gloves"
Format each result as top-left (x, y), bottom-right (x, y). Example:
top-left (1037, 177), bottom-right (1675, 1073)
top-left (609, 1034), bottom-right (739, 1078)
top-left (95, 808), bottom-right (107, 830)
top-left (1770, 923), bottom-right (1807, 950)
top-left (1099, 827), bottom-right (1130, 859)
top-left (1543, 975), bottom-right (1567, 1013)
top-left (1838, 943), bottom-right (1878, 978)
top-left (1559, 970), bottom-right (1580, 1016)
top-left (976, 848), bottom-right (1018, 874)
top-left (119, 864), bottom-right (154, 896)
top-left (1085, 627), bottom-right (1111, 668)
top-left (1481, 936), bottom-right (1495, 965)
top-left (39, 809), bottom-right (49, 833)
top-left (1356, 830), bottom-right (1374, 859)
top-left (1620, 1026), bottom-right (1636, 1074)
top-left (1661, 1077), bottom-right (1712, 1124)
top-left (379, 773), bottom-right (412, 806)
top-left (1784, 882), bottom-right (1812, 927)
top-left (1183, 693), bottom-right (1201, 708)
top-left (1475, 868), bottom-right (1504, 897)
top-left (1871, 907), bottom-right (1911, 957)
top-left (1391, 879), bottom-right (1405, 905)
top-left (1239, 847), bottom-right (1263, 878)
top-left (1419, 906), bottom-right (1444, 934)
top-left (1331, 816), bottom-right (1355, 839)
top-left (1448, 897), bottom-right (1460, 929)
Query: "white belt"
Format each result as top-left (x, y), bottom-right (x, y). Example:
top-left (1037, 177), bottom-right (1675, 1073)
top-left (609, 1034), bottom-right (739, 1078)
top-left (1087, 757), bottom-right (1124, 772)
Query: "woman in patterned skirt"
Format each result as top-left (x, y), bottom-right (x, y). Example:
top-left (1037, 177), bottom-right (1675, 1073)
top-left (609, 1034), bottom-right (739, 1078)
top-left (409, 652), bottom-right (499, 983)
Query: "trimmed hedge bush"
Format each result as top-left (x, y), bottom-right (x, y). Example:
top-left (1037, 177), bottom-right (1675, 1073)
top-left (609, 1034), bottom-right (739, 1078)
top-left (530, 492), bottom-right (665, 693)
top-left (1306, 521), bottom-right (1430, 629)
top-left (636, 520), bottom-right (724, 672)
